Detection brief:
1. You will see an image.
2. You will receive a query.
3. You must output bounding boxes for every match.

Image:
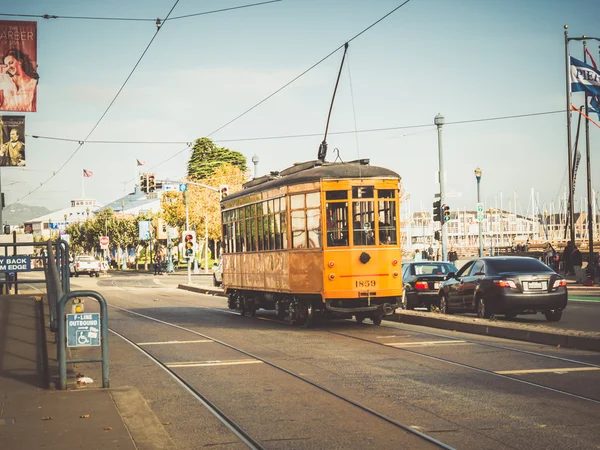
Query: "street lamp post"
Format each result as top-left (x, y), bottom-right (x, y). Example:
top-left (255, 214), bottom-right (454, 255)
top-left (435, 113), bottom-right (447, 261)
top-left (474, 167), bottom-right (483, 257)
top-left (252, 154), bottom-right (259, 179)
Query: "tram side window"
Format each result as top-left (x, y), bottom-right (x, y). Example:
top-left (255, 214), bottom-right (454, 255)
top-left (274, 214), bottom-right (282, 249)
top-left (326, 201), bottom-right (348, 247)
top-left (378, 199), bottom-right (397, 245)
top-left (280, 213), bottom-right (288, 249)
top-left (352, 201), bottom-right (375, 246)
top-left (258, 210), bottom-right (265, 251)
top-left (291, 210), bottom-right (306, 248)
top-left (307, 208), bottom-right (321, 248)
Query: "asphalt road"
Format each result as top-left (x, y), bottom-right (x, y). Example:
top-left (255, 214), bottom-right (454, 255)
top-left (57, 273), bottom-right (600, 449)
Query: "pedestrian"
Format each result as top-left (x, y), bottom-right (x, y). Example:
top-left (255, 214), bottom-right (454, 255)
top-left (427, 245), bottom-right (434, 261)
top-left (413, 250), bottom-right (421, 261)
top-left (448, 247), bottom-right (458, 263)
top-left (154, 252), bottom-right (162, 275)
top-left (562, 241), bottom-right (573, 275)
top-left (572, 244), bottom-right (583, 283)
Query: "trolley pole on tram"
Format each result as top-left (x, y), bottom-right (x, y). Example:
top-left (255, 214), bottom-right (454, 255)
top-left (435, 113), bottom-right (448, 262)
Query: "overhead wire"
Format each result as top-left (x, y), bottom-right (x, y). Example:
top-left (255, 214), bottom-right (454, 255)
top-left (0, 1), bottom-right (281, 22)
top-left (11, 0), bottom-right (182, 206)
top-left (26, 108), bottom-right (566, 145)
top-left (146, 0), bottom-right (414, 171)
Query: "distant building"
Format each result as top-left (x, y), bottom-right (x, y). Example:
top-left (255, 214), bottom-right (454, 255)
top-left (25, 198), bottom-right (102, 239)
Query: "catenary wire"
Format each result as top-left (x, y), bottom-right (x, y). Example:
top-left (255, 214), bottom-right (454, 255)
top-left (0, 1), bottom-right (281, 22)
top-left (11, 0), bottom-right (182, 206)
top-left (26, 109), bottom-right (566, 145)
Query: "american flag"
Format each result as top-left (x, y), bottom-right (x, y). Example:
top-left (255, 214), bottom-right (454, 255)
top-left (83, 169), bottom-right (93, 178)
top-left (136, 159), bottom-right (146, 166)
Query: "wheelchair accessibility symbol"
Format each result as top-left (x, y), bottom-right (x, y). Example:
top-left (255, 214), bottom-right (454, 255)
top-left (77, 331), bottom-right (90, 345)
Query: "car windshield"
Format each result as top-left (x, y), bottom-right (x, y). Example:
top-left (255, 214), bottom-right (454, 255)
top-left (77, 256), bottom-right (96, 262)
top-left (413, 263), bottom-right (455, 275)
top-left (487, 258), bottom-right (551, 273)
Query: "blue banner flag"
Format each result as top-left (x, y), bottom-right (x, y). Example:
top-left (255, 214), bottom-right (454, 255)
top-left (570, 57), bottom-right (600, 119)
top-left (570, 57), bottom-right (600, 96)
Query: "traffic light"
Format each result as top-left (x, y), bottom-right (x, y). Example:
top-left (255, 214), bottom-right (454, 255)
top-left (433, 199), bottom-right (441, 222)
top-left (219, 184), bottom-right (229, 201)
top-left (140, 174), bottom-right (148, 193)
top-left (443, 204), bottom-right (450, 222)
top-left (3, 224), bottom-right (10, 235)
top-left (182, 231), bottom-right (196, 258)
top-left (434, 230), bottom-right (440, 241)
top-left (148, 174), bottom-right (155, 193)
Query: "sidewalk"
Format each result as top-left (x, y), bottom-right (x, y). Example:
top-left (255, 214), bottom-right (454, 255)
top-left (0, 294), bottom-right (174, 450)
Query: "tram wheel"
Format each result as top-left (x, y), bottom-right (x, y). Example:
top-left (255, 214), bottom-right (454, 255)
top-left (301, 301), bottom-right (314, 328)
top-left (372, 314), bottom-right (383, 326)
top-left (355, 314), bottom-right (365, 324)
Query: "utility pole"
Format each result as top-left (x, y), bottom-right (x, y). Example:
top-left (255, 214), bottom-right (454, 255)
top-left (184, 190), bottom-right (191, 285)
top-left (435, 113), bottom-right (447, 261)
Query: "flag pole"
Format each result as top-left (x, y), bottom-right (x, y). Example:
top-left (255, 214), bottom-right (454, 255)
top-left (583, 39), bottom-right (595, 271)
top-left (81, 169), bottom-right (84, 198)
top-left (564, 25), bottom-right (576, 245)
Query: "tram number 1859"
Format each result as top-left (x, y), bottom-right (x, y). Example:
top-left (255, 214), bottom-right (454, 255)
top-left (355, 280), bottom-right (376, 288)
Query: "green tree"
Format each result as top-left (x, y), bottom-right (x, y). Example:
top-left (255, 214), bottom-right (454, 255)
top-left (187, 137), bottom-right (247, 179)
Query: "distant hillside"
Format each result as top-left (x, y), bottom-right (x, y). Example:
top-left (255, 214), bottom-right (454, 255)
top-left (4, 203), bottom-right (51, 226)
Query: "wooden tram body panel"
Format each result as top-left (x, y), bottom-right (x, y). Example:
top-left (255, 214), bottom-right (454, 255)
top-left (220, 160), bottom-right (402, 322)
top-left (224, 251), bottom-right (323, 294)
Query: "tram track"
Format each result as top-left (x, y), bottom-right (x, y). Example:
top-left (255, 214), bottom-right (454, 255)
top-left (87, 280), bottom-right (600, 447)
top-left (107, 302), bottom-right (454, 449)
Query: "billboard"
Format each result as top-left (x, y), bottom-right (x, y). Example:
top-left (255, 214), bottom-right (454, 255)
top-left (0, 21), bottom-right (38, 112)
top-left (0, 115), bottom-right (25, 166)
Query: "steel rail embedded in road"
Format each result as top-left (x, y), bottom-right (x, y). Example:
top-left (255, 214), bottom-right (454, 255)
top-left (109, 328), bottom-right (266, 450)
top-left (326, 328), bottom-right (600, 405)
top-left (108, 303), bottom-right (455, 450)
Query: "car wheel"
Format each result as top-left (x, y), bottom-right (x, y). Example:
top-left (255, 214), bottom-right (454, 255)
top-left (504, 312), bottom-right (517, 320)
top-left (75, 272), bottom-right (79, 277)
top-left (439, 294), bottom-right (452, 314)
top-left (477, 296), bottom-right (491, 319)
top-left (544, 309), bottom-right (562, 322)
top-left (95, 272), bottom-right (100, 277)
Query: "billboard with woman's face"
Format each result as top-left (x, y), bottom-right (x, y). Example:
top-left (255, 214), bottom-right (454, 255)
top-left (0, 21), bottom-right (38, 112)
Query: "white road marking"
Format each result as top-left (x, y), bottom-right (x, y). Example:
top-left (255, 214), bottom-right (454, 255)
top-left (166, 359), bottom-right (263, 368)
top-left (495, 367), bottom-right (600, 375)
top-left (138, 339), bottom-right (213, 345)
top-left (385, 340), bottom-right (468, 347)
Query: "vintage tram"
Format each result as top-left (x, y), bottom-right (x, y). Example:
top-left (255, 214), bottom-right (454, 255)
top-left (220, 158), bottom-right (402, 326)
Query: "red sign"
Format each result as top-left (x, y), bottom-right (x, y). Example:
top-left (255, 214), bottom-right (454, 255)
top-left (100, 236), bottom-right (109, 248)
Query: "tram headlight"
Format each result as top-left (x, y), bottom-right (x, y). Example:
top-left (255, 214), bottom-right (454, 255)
top-left (328, 261), bottom-right (335, 268)
top-left (393, 272), bottom-right (398, 277)
top-left (329, 273), bottom-right (335, 280)
top-left (392, 259), bottom-right (398, 266)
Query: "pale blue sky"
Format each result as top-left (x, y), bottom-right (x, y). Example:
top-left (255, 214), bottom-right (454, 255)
top-left (3, 0), bottom-right (600, 218)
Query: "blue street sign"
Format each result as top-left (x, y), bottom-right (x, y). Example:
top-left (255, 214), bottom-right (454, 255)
top-left (0, 256), bottom-right (31, 272)
top-left (179, 183), bottom-right (188, 192)
top-left (67, 313), bottom-right (101, 347)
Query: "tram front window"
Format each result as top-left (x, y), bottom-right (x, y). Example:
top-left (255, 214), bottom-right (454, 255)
top-left (352, 202), bottom-right (375, 246)
top-left (326, 202), bottom-right (348, 247)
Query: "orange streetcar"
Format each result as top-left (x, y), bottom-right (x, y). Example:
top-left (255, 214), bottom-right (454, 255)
top-left (220, 158), bottom-right (402, 326)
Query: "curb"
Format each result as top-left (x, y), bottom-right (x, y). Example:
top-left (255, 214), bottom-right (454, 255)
top-left (111, 386), bottom-right (177, 450)
top-left (178, 284), bottom-right (226, 297)
top-left (387, 312), bottom-right (600, 352)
